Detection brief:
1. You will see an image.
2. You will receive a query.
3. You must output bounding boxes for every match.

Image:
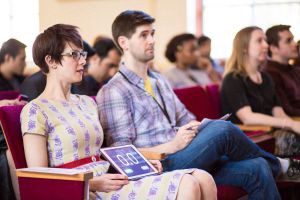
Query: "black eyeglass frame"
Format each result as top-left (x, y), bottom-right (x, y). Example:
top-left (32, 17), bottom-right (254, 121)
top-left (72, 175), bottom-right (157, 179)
top-left (61, 50), bottom-right (88, 60)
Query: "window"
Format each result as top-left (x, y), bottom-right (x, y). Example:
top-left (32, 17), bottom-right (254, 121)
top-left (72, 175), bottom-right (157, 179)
top-left (200, 0), bottom-right (300, 58)
top-left (0, 0), bottom-right (39, 63)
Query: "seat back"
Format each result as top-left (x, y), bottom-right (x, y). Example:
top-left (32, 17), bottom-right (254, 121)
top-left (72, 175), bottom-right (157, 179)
top-left (0, 105), bottom-right (93, 200)
top-left (174, 86), bottom-right (219, 121)
top-left (0, 105), bottom-right (27, 169)
top-left (205, 84), bottom-right (221, 118)
top-left (0, 90), bottom-right (19, 100)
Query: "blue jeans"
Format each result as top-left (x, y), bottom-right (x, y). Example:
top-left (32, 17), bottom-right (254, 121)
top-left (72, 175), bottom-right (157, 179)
top-left (162, 120), bottom-right (281, 200)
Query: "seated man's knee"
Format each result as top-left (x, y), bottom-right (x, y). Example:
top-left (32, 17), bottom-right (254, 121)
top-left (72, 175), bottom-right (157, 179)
top-left (249, 157), bottom-right (273, 180)
top-left (209, 120), bottom-right (240, 135)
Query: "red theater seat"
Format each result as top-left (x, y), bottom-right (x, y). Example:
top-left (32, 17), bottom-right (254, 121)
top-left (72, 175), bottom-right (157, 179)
top-left (0, 105), bottom-right (165, 199)
top-left (0, 105), bottom-right (92, 200)
top-left (173, 85), bottom-right (278, 199)
top-left (0, 90), bottom-right (19, 100)
top-left (174, 85), bottom-right (274, 148)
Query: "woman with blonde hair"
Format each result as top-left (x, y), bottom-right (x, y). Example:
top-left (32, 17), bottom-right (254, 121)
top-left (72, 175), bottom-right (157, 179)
top-left (221, 26), bottom-right (300, 158)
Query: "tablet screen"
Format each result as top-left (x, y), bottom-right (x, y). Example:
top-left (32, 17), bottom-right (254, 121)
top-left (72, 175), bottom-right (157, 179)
top-left (100, 145), bottom-right (158, 180)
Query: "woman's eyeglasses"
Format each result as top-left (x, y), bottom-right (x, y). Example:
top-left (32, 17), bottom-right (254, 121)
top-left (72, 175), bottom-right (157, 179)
top-left (61, 50), bottom-right (88, 61)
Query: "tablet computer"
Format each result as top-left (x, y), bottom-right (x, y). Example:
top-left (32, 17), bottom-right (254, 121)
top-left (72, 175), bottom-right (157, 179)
top-left (100, 145), bottom-right (158, 180)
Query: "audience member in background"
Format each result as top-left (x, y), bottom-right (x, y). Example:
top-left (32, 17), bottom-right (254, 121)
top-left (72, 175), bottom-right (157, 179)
top-left (293, 40), bottom-right (300, 66)
top-left (221, 26), bottom-right (300, 157)
top-left (0, 38), bottom-right (27, 200)
top-left (0, 39), bottom-right (26, 91)
top-left (262, 25), bottom-right (300, 116)
top-left (20, 41), bottom-right (95, 100)
top-left (72, 38), bottom-right (121, 96)
top-left (21, 23), bottom-right (215, 200)
top-left (196, 54), bottom-right (221, 85)
top-left (93, 35), bottom-right (108, 45)
top-left (163, 33), bottom-right (214, 88)
top-left (98, 10), bottom-right (300, 199)
top-left (197, 35), bottom-right (224, 75)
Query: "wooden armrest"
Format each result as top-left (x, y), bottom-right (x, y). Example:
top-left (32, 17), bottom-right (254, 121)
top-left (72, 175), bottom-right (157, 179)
top-left (140, 150), bottom-right (166, 160)
top-left (16, 168), bottom-right (93, 181)
top-left (292, 116), bottom-right (300, 121)
top-left (16, 168), bottom-right (93, 200)
top-left (250, 134), bottom-right (274, 143)
top-left (236, 124), bottom-right (272, 132)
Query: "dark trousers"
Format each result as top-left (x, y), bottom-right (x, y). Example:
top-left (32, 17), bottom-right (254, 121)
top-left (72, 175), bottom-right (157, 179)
top-left (0, 149), bottom-right (16, 200)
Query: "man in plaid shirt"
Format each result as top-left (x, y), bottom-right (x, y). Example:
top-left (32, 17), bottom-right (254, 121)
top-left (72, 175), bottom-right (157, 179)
top-left (97, 10), bottom-right (298, 199)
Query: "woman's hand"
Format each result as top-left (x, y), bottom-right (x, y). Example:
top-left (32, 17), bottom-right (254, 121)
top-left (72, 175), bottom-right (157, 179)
top-left (89, 191), bottom-right (97, 200)
top-left (90, 173), bottom-right (129, 193)
top-left (149, 160), bottom-right (163, 173)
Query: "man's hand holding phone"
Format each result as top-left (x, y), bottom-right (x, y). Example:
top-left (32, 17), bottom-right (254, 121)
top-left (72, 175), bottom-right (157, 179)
top-left (172, 121), bottom-right (201, 152)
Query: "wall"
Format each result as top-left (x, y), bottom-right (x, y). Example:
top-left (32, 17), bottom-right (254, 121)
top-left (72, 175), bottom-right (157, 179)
top-left (39, 0), bottom-right (189, 71)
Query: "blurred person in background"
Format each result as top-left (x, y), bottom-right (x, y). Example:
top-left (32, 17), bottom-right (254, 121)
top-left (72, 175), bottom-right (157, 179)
top-left (0, 39), bottom-right (26, 91)
top-left (197, 35), bottom-right (224, 75)
top-left (163, 33), bottom-right (215, 88)
top-left (72, 37), bottom-right (121, 96)
top-left (0, 38), bottom-right (27, 200)
top-left (292, 40), bottom-right (300, 66)
top-left (91, 37), bottom-right (121, 83)
top-left (263, 25), bottom-right (300, 116)
top-left (221, 26), bottom-right (300, 159)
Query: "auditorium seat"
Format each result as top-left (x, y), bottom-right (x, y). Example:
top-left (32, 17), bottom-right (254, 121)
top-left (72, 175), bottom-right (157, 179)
top-left (0, 105), bottom-right (165, 199)
top-left (0, 105), bottom-right (92, 200)
top-left (0, 90), bottom-right (19, 100)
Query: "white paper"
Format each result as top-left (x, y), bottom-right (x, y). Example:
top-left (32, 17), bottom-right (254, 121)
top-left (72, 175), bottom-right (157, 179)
top-left (198, 113), bottom-right (231, 132)
top-left (18, 167), bottom-right (86, 175)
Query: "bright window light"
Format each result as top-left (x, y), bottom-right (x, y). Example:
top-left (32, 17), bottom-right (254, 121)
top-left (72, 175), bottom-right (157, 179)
top-left (0, 0), bottom-right (39, 64)
top-left (200, 0), bottom-right (300, 59)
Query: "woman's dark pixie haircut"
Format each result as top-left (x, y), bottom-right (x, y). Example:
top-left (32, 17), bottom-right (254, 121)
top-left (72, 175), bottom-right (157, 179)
top-left (32, 24), bottom-right (83, 73)
top-left (111, 10), bottom-right (155, 53)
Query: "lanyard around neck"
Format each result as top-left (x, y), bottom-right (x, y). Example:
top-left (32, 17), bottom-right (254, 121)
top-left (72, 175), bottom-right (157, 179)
top-left (118, 70), bottom-right (172, 125)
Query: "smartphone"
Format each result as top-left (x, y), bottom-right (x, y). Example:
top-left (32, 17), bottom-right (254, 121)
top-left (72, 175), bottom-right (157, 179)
top-left (219, 113), bottom-right (232, 121)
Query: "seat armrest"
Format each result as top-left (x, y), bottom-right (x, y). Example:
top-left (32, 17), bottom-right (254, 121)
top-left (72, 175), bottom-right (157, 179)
top-left (140, 150), bottom-right (166, 160)
top-left (236, 124), bottom-right (272, 132)
top-left (292, 117), bottom-right (300, 121)
top-left (16, 168), bottom-right (93, 200)
top-left (16, 168), bottom-right (93, 181)
top-left (250, 134), bottom-right (274, 144)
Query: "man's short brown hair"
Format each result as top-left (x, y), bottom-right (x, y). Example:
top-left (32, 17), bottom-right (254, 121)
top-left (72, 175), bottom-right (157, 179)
top-left (266, 24), bottom-right (291, 57)
top-left (111, 10), bottom-right (155, 53)
top-left (32, 24), bottom-right (83, 73)
top-left (0, 39), bottom-right (26, 64)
